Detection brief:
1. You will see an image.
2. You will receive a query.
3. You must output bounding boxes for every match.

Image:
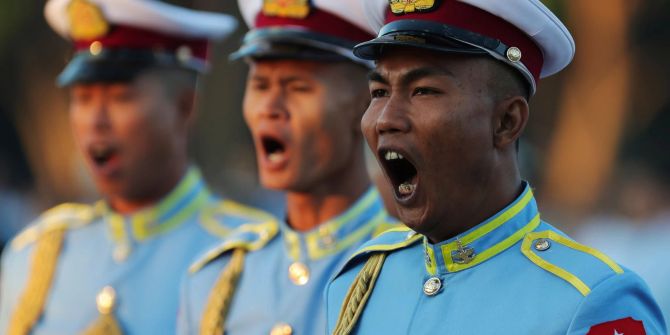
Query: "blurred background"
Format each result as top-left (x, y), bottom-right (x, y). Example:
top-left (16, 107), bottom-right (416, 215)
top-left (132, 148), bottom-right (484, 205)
top-left (1, 0), bottom-right (669, 318)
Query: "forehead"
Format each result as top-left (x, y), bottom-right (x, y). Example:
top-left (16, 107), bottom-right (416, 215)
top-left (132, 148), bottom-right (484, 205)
top-left (373, 47), bottom-right (491, 82)
top-left (249, 59), bottom-right (328, 76)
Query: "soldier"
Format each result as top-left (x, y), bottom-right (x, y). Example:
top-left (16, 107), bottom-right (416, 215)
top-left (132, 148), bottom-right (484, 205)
top-left (0, 0), bottom-right (275, 334)
top-left (178, 0), bottom-right (397, 334)
top-left (325, 0), bottom-right (667, 334)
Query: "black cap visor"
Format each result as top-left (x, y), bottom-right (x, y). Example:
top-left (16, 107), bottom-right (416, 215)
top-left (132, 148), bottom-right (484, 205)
top-left (58, 49), bottom-right (205, 87)
top-left (230, 28), bottom-right (361, 64)
top-left (354, 19), bottom-right (508, 61)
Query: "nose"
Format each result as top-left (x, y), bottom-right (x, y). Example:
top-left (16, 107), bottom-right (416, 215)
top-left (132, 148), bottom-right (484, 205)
top-left (258, 88), bottom-right (289, 120)
top-left (91, 98), bottom-right (111, 132)
top-left (375, 95), bottom-right (411, 135)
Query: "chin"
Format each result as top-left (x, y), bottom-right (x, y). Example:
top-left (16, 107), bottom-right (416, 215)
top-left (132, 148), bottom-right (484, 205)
top-left (396, 206), bottom-right (427, 231)
top-left (259, 175), bottom-right (291, 191)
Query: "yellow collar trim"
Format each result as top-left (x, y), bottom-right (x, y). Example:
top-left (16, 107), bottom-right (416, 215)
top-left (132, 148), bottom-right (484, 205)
top-left (424, 186), bottom-right (538, 273)
top-left (104, 168), bottom-right (211, 242)
top-left (283, 187), bottom-right (383, 261)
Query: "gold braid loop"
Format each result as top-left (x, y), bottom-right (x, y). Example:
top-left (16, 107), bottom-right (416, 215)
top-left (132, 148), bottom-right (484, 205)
top-left (7, 228), bottom-right (66, 335)
top-left (80, 314), bottom-right (123, 335)
top-left (332, 252), bottom-right (387, 335)
top-left (199, 248), bottom-right (247, 335)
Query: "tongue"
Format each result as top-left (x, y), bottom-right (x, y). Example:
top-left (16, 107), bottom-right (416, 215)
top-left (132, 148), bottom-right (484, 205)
top-left (398, 182), bottom-right (415, 196)
top-left (268, 152), bottom-right (284, 163)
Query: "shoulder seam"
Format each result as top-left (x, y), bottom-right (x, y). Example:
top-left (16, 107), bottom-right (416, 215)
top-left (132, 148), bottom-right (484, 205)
top-left (189, 220), bottom-right (279, 274)
top-left (349, 230), bottom-right (421, 261)
top-left (521, 230), bottom-right (623, 296)
top-left (11, 203), bottom-right (96, 251)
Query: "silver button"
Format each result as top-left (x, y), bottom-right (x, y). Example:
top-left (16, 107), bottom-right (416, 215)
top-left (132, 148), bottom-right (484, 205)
top-left (96, 286), bottom-right (116, 314)
top-left (288, 262), bottom-right (310, 286)
top-left (423, 277), bottom-right (442, 296)
top-left (506, 46), bottom-right (522, 62)
top-left (113, 244), bottom-right (130, 262)
top-left (176, 45), bottom-right (192, 64)
top-left (534, 238), bottom-right (551, 251)
top-left (270, 322), bottom-right (293, 335)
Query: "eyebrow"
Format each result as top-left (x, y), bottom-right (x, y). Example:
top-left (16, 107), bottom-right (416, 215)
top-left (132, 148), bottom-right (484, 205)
top-left (250, 75), bottom-right (310, 86)
top-left (368, 70), bottom-right (388, 85)
top-left (368, 66), bottom-right (455, 87)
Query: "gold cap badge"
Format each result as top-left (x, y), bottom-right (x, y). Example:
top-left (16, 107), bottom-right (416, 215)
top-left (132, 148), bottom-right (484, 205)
top-left (67, 0), bottom-right (109, 40)
top-left (263, 0), bottom-right (310, 19)
top-left (389, 0), bottom-right (437, 15)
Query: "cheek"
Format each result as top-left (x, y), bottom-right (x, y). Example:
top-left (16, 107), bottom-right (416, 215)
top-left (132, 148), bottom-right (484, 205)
top-left (68, 109), bottom-right (89, 141)
top-left (242, 92), bottom-right (257, 127)
top-left (117, 102), bottom-right (175, 147)
top-left (360, 105), bottom-right (379, 146)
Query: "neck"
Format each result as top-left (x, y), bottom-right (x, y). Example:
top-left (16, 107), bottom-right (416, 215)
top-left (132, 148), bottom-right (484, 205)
top-left (286, 159), bottom-right (370, 232)
top-left (109, 161), bottom-right (188, 215)
top-left (428, 164), bottom-right (524, 244)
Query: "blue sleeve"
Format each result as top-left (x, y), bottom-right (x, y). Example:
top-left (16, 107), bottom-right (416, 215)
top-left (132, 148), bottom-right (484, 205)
top-left (567, 271), bottom-right (667, 335)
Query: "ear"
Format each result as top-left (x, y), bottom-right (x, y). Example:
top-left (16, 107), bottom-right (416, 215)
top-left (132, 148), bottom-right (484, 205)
top-left (176, 88), bottom-right (197, 128)
top-left (492, 96), bottom-right (528, 149)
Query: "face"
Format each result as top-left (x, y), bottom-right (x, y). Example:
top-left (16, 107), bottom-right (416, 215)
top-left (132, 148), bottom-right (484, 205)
top-left (243, 59), bottom-right (365, 192)
top-left (69, 70), bottom-right (190, 201)
top-left (362, 48), bottom-right (499, 238)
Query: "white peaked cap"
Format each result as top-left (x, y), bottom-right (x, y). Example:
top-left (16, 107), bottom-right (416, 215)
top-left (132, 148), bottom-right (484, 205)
top-left (359, 0), bottom-right (576, 94)
top-left (232, 0), bottom-right (376, 67)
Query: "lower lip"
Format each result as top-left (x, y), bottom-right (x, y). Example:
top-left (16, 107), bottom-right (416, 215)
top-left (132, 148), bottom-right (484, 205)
top-left (394, 179), bottom-right (420, 206)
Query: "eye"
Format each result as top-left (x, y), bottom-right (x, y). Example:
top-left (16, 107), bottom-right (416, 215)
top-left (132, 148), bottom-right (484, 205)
top-left (110, 88), bottom-right (135, 103)
top-left (251, 81), bottom-right (269, 91)
top-left (289, 85), bottom-right (313, 93)
top-left (71, 90), bottom-right (93, 104)
top-left (412, 87), bottom-right (441, 96)
top-left (370, 88), bottom-right (388, 99)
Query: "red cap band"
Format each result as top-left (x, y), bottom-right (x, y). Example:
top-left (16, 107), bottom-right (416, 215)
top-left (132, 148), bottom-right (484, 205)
top-left (256, 7), bottom-right (374, 43)
top-left (386, 0), bottom-right (543, 83)
top-left (73, 25), bottom-right (209, 61)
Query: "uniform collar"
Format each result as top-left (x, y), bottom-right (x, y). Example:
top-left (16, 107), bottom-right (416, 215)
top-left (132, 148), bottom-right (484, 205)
top-left (282, 187), bottom-right (388, 261)
top-left (423, 182), bottom-right (541, 275)
top-left (100, 167), bottom-right (212, 244)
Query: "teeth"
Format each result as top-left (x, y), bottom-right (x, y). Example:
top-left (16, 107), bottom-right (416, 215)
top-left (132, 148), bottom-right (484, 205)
top-left (398, 183), bottom-right (415, 195)
top-left (385, 151), bottom-right (404, 161)
top-left (268, 152), bottom-right (283, 163)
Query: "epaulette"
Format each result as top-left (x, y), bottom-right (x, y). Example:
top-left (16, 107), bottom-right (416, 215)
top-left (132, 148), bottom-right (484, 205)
top-left (11, 203), bottom-right (98, 251)
top-left (189, 219), bottom-right (279, 274)
top-left (520, 230), bottom-right (624, 296)
top-left (198, 199), bottom-right (277, 239)
top-left (347, 226), bottom-right (422, 263)
top-left (371, 220), bottom-right (403, 237)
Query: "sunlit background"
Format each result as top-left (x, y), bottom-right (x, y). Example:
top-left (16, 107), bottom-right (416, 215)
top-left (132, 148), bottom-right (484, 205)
top-left (1, 0), bottom-right (669, 319)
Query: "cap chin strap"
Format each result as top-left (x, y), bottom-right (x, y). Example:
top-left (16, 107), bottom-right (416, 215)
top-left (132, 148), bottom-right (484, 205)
top-left (358, 19), bottom-right (537, 94)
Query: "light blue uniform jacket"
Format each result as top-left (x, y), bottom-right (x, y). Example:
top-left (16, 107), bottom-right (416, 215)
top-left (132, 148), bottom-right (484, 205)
top-left (325, 184), bottom-right (667, 334)
top-left (0, 168), bottom-right (273, 334)
top-left (179, 188), bottom-right (397, 335)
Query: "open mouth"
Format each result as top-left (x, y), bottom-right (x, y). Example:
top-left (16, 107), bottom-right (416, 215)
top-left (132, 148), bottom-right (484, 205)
top-left (261, 136), bottom-right (287, 164)
top-left (379, 149), bottom-right (418, 201)
top-left (88, 143), bottom-right (118, 168)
